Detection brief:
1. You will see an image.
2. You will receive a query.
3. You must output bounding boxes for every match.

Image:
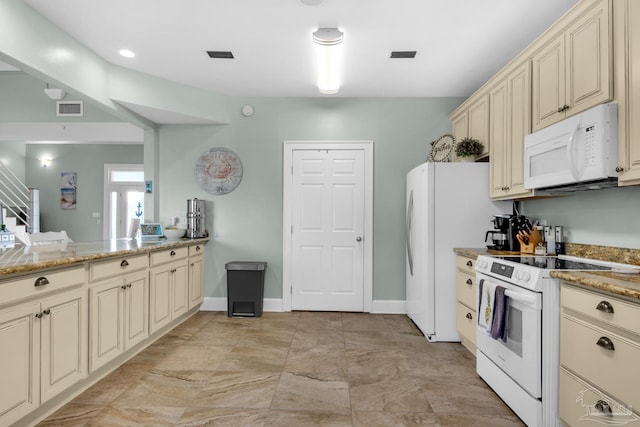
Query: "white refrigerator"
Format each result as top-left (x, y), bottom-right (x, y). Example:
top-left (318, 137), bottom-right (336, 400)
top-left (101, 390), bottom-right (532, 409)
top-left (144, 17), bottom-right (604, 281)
top-left (405, 162), bottom-right (509, 341)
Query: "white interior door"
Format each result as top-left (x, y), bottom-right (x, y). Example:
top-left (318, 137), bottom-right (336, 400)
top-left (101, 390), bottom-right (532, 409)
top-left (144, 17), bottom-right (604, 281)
top-left (290, 149), bottom-right (365, 311)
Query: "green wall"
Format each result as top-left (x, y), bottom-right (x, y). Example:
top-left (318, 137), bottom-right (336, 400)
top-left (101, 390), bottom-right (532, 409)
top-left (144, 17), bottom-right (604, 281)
top-left (157, 97), bottom-right (464, 301)
top-left (25, 144), bottom-right (143, 241)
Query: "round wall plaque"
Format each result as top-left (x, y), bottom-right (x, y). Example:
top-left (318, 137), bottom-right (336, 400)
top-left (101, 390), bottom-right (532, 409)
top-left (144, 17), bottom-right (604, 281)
top-left (428, 134), bottom-right (455, 162)
top-left (194, 147), bottom-right (243, 195)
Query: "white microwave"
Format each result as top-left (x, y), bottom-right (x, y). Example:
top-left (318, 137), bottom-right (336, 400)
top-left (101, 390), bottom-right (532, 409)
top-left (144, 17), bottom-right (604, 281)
top-left (524, 103), bottom-right (618, 191)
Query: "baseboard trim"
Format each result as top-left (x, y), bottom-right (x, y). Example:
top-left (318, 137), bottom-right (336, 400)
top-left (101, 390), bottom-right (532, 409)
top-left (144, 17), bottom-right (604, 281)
top-left (200, 297), bottom-right (406, 314)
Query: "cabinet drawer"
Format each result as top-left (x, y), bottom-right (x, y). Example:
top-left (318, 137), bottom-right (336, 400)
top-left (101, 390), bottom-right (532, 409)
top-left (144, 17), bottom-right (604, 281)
top-left (150, 247), bottom-right (188, 267)
top-left (456, 256), bottom-right (476, 276)
top-left (188, 244), bottom-right (205, 257)
top-left (456, 271), bottom-right (476, 308)
top-left (0, 266), bottom-right (86, 306)
top-left (561, 284), bottom-right (640, 337)
top-left (561, 314), bottom-right (640, 412)
top-left (456, 302), bottom-right (476, 346)
top-left (560, 367), bottom-right (638, 426)
top-left (89, 254), bottom-right (148, 282)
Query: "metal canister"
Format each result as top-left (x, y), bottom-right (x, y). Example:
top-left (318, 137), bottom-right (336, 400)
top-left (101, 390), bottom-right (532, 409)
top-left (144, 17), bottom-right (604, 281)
top-left (186, 198), bottom-right (206, 238)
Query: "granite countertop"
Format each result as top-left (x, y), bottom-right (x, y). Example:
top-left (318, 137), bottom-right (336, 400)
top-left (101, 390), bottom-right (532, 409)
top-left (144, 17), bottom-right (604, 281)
top-left (550, 270), bottom-right (640, 301)
top-left (453, 247), bottom-right (521, 259)
top-left (0, 238), bottom-right (209, 277)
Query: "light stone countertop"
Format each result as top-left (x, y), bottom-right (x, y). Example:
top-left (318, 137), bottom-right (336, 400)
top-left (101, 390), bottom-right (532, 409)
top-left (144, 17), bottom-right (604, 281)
top-left (0, 238), bottom-right (209, 277)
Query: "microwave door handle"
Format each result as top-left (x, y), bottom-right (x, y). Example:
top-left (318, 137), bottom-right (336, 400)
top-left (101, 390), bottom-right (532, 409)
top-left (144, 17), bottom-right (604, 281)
top-left (566, 121), bottom-right (581, 181)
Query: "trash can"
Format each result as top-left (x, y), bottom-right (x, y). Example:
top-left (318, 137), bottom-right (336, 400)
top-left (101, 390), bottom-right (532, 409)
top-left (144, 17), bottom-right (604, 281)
top-left (225, 261), bottom-right (267, 317)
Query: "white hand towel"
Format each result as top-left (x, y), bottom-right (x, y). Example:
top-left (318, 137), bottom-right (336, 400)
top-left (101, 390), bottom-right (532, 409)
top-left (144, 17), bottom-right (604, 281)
top-left (478, 280), bottom-right (497, 334)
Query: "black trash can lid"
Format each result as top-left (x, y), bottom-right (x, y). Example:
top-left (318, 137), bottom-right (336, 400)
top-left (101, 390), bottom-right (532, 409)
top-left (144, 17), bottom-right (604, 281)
top-left (225, 261), bottom-right (267, 271)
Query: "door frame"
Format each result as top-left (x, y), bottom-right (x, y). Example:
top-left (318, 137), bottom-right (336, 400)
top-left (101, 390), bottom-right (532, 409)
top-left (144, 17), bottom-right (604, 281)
top-left (282, 141), bottom-right (374, 312)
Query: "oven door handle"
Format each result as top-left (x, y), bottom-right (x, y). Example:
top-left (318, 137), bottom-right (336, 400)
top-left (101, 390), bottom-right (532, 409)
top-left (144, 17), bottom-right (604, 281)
top-left (504, 289), bottom-right (537, 306)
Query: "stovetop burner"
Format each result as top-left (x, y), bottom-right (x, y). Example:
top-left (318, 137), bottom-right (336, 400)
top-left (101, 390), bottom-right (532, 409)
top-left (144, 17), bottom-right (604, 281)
top-left (492, 256), bottom-right (612, 271)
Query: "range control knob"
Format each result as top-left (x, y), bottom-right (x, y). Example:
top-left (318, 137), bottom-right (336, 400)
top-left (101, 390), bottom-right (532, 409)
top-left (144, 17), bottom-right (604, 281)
top-left (521, 271), bottom-right (531, 282)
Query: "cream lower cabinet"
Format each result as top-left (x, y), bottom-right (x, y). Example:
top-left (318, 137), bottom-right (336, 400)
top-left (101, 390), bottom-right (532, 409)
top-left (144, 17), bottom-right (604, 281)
top-left (489, 61), bottom-right (535, 200)
top-left (532, 0), bottom-right (612, 132)
top-left (0, 267), bottom-right (87, 426)
top-left (149, 247), bottom-right (189, 334)
top-left (559, 283), bottom-right (640, 426)
top-left (188, 244), bottom-right (205, 310)
top-left (89, 270), bottom-right (149, 372)
top-left (455, 254), bottom-right (477, 354)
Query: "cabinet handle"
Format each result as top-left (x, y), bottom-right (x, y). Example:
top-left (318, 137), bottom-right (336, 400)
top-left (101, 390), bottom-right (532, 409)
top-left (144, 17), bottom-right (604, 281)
top-left (43, 309), bottom-right (50, 315)
top-left (465, 312), bottom-right (473, 320)
top-left (121, 260), bottom-right (129, 267)
top-left (121, 285), bottom-right (127, 290)
top-left (558, 104), bottom-right (569, 113)
top-left (35, 312), bottom-right (43, 319)
top-left (466, 260), bottom-right (473, 267)
top-left (170, 250), bottom-right (176, 256)
top-left (596, 301), bottom-right (614, 314)
top-left (191, 263), bottom-right (195, 267)
top-left (127, 284), bottom-right (132, 288)
top-left (466, 278), bottom-right (473, 285)
top-left (615, 166), bottom-right (624, 173)
top-left (595, 399), bottom-right (613, 417)
top-left (596, 336), bottom-right (615, 351)
top-left (34, 276), bottom-right (50, 287)
top-left (171, 268), bottom-right (177, 273)
top-left (195, 245), bottom-right (201, 251)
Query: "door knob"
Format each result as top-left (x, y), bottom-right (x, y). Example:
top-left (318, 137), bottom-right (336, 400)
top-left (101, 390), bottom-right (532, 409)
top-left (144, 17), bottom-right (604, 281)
top-left (356, 236), bottom-right (362, 242)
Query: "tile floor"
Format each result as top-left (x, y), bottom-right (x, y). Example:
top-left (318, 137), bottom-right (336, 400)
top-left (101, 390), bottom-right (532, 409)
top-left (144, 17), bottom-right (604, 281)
top-left (39, 311), bottom-right (524, 426)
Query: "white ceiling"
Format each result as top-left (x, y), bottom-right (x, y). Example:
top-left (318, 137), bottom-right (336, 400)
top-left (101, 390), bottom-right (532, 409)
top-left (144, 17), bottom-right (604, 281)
top-left (22, 0), bottom-right (579, 98)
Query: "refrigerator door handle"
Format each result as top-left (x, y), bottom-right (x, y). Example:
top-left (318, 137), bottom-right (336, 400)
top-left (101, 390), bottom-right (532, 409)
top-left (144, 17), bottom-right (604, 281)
top-left (406, 190), bottom-right (414, 276)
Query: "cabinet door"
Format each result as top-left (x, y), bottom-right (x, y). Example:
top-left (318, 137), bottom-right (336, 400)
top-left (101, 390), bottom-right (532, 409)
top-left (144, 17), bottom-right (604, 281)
top-left (468, 95), bottom-right (490, 156)
top-left (618, 0), bottom-right (640, 185)
top-left (149, 266), bottom-right (172, 334)
top-left (188, 255), bottom-right (205, 310)
top-left (565, 0), bottom-right (612, 116)
top-left (0, 301), bottom-right (40, 425)
top-left (506, 62), bottom-right (534, 199)
top-left (124, 271), bottom-right (149, 349)
top-left (532, 35), bottom-right (565, 131)
top-left (489, 80), bottom-right (508, 198)
top-left (40, 287), bottom-right (87, 403)
top-left (172, 263), bottom-right (189, 319)
top-left (451, 110), bottom-right (468, 162)
top-left (89, 279), bottom-right (125, 372)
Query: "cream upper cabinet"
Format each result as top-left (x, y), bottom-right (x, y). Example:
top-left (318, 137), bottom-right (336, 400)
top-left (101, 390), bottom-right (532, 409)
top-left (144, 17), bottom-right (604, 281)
top-left (449, 92), bottom-right (490, 161)
top-left (615, 0), bottom-right (640, 185)
top-left (532, 0), bottom-right (612, 131)
top-left (490, 62), bottom-right (534, 200)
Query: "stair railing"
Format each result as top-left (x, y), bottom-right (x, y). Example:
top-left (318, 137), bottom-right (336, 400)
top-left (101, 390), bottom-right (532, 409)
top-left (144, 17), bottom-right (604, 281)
top-left (0, 159), bottom-right (34, 232)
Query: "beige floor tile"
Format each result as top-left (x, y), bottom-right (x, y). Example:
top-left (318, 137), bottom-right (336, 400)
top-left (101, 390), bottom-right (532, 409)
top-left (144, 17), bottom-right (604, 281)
top-left (342, 313), bottom-right (390, 332)
top-left (113, 371), bottom-right (202, 407)
top-left (271, 372), bottom-right (351, 412)
top-left (189, 371), bottom-right (280, 409)
top-left (290, 328), bottom-right (345, 351)
top-left (349, 373), bottom-right (433, 412)
top-left (346, 348), bottom-right (409, 377)
top-left (352, 410), bottom-right (440, 427)
top-left (284, 348), bottom-right (348, 376)
top-left (86, 405), bottom-right (186, 426)
top-left (344, 330), bottom-right (397, 349)
top-left (38, 403), bottom-right (106, 426)
top-left (296, 311), bottom-right (343, 331)
top-left (153, 345), bottom-right (232, 371)
top-left (265, 409), bottom-right (353, 427)
top-left (217, 345), bottom-right (288, 371)
top-left (176, 407), bottom-right (269, 426)
top-left (437, 414), bottom-right (525, 426)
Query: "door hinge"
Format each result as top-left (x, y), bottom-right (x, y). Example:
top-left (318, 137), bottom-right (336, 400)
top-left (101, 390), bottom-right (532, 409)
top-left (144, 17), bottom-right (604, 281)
top-left (290, 286), bottom-right (292, 295)
top-left (291, 225), bottom-right (293, 234)
top-left (291, 165), bottom-right (293, 175)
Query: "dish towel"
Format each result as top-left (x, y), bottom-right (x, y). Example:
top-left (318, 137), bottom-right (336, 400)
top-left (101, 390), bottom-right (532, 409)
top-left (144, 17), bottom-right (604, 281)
top-left (477, 279), bottom-right (497, 333)
top-left (490, 286), bottom-right (509, 342)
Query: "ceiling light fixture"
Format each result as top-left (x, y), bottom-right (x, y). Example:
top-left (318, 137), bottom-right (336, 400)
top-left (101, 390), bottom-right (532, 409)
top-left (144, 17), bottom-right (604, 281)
top-left (119, 49), bottom-right (135, 58)
top-left (44, 84), bottom-right (66, 100)
top-left (312, 28), bottom-right (344, 95)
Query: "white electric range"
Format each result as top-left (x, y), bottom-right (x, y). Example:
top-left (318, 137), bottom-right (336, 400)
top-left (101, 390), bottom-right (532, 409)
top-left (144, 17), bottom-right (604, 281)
top-left (474, 254), bottom-right (618, 427)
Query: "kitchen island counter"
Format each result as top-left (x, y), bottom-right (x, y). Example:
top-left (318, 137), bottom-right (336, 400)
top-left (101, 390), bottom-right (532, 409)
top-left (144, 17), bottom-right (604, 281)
top-left (0, 237), bottom-right (209, 277)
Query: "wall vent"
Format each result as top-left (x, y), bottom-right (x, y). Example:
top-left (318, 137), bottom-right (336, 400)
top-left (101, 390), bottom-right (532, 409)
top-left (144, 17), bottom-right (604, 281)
top-left (390, 51), bottom-right (417, 59)
top-left (207, 51), bottom-right (234, 59)
top-left (56, 101), bottom-right (83, 117)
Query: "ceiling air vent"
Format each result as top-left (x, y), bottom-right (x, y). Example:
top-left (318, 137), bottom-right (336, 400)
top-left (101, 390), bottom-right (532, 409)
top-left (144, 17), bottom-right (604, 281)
top-left (207, 51), bottom-right (234, 59)
top-left (56, 101), bottom-right (83, 117)
top-left (390, 51), bottom-right (417, 59)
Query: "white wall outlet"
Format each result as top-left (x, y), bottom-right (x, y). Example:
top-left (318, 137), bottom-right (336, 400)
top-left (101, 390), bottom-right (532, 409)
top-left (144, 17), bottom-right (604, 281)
top-left (92, 212), bottom-right (101, 218)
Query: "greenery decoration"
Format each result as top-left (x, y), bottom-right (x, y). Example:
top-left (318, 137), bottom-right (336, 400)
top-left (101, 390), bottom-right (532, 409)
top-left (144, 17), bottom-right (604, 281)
top-left (455, 137), bottom-right (484, 157)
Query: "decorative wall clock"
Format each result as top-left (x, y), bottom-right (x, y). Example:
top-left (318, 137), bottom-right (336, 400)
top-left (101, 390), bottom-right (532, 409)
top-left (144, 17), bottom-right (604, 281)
top-left (194, 147), bottom-right (243, 195)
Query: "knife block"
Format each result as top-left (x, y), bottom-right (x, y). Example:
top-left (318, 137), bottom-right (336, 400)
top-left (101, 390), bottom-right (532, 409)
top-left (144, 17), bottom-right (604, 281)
top-left (519, 229), bottom-right (543, 254)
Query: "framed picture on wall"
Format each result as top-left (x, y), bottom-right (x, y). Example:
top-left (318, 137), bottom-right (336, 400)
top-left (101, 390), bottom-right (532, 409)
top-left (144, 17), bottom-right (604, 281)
top-left (61, 172), bottom-right (77, 209)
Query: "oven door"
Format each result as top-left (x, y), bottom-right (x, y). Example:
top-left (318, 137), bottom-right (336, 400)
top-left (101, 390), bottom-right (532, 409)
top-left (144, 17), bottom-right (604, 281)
top-left (476, 273), bottom-right (542, 398)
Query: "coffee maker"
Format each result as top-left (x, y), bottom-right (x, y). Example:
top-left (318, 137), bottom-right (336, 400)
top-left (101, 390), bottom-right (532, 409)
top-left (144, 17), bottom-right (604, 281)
top-left (485, 214), bottom-right (511, 250)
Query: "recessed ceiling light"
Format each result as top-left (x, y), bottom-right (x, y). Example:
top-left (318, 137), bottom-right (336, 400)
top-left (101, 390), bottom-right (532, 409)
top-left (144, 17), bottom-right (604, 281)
top-left (119, 49), bottom-right (135, 58)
